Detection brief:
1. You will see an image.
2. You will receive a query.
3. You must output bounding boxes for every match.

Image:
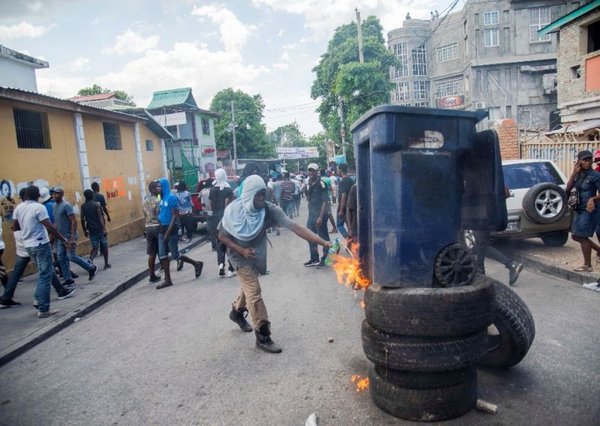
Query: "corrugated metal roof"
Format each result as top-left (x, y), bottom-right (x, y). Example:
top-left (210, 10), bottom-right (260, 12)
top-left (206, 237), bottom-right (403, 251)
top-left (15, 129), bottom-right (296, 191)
top-left (69, 93), bottom-right (116, 102)
top-left (545, 119), bottom-right (600, 135)
top-left (147, 87), bottom-right (197, 110)
top-left (539, 0), bottom-right (600, 36)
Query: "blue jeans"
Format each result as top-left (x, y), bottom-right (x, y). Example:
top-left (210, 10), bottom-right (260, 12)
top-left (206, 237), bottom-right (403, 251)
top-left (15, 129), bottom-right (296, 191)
top-left (1, 255), bottom-right (66, 301)
top-left (158, 228), bottom-right (181, 261)
top-left (336, 213), bottom-right (348, 238)
top-left (27, 243), bottom-right (54, 312)
top-left (56, 240), bottom-right (93, 280)
top-left (307, 214), bottom-right (330, 262)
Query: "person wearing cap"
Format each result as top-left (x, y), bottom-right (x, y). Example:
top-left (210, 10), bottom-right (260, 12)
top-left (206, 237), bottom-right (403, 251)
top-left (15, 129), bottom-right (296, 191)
top-left (39, 187), bottom-right (56, 224)
top-left (52, 187), bottom-right (98, 282)
top-left (566, 150), bottom-right (600, 272)
top-left (304, 163), bottom-right (331, 267)
top-left (218, 175), bottom-right (332, 353)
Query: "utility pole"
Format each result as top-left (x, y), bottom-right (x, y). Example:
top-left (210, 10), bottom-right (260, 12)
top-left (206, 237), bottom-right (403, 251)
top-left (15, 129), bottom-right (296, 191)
top-left (230, 101), bottom-right (238, 174)
top-left (338, 96), bottom-right (347, 160)
top-left (356, 8), bottom-right (364, 64)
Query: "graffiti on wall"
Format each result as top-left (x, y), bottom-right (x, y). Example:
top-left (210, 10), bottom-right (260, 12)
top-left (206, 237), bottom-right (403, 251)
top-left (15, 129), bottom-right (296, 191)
top-left (0, 178), bottom-right (50, 222)
top-left (102, 176), bottom-right (126, 200)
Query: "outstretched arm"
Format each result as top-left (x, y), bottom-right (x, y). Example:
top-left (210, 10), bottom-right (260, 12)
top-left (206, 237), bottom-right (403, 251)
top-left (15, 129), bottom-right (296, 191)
top-left (288, 222), bottom-right (332, 248)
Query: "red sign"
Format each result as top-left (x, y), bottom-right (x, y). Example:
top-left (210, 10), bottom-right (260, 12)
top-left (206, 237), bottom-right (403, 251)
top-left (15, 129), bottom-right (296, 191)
top-left (436, 95), bottom-right (464, 109)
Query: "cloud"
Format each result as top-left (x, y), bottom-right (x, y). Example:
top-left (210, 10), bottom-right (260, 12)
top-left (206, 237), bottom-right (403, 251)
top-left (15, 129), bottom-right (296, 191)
top-left (191, 5), bottom-right (256, 52)
top-left (0, 22), bottom-right (51, 40)
top-left (102, 29), bottom-right (160, 54)
top-left (68, 56), bottom-right (90, 72)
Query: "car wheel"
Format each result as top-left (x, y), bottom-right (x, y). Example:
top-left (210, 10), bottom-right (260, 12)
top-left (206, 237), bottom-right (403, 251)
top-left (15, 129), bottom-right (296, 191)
top-left (361, 320), bottom-right (488, 372)
top-left (479, 279), bottom-right (535, 369)
top-left (541, 231), bottom-right (569, 247)
top-left (522, 183), bottom-right (567, 224)
top-left (364, 274), bottom-right (494, 337)
top-left (369, 365), bottom-right (478, 421)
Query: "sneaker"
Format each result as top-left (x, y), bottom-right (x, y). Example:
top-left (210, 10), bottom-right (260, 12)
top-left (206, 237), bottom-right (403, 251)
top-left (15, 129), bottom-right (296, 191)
top-left (149, 275), bottom-right (161, 284)
top-left (88, 265), bottom-right (98, 281)
top-left (177, 259), bottom-right (184, 271)
top-left (226, 270), bottom-right (235, 278)
top-left (57, 287), bottom-right (76, 300)
top-left (219, 263), bottom-right (225, 277)
top-left (0, 299), bottom-right (22, 308)
top-left (316, 260), bottom-right (327, 269)
top-left (37, 309), bottom-right (58, 318)
top-left (63, 279), bottom-right (75, 287)
top-left (71, 271), bottom-right (79, 279)
top-left (33, 300), bottom-right (38, 308)
top-left (508, 262), bottom-right (523, 286)
top-left (194, 261), bottom-right (204, 278)
top-left (104, 264), bottom-right (112, 270)
top-left (304, 260), bottom-right (320, 267)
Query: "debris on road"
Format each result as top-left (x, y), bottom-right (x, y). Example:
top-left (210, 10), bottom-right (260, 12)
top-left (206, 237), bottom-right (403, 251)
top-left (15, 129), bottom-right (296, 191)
top-left (476, 399), bottom-right (498, 414)
top-left (305, 412), bottom-right (319, 426)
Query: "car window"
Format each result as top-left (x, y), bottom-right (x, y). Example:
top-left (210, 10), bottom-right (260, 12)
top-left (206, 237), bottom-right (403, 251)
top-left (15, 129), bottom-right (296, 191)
top-left (503, 162), bottom-right (564, 189)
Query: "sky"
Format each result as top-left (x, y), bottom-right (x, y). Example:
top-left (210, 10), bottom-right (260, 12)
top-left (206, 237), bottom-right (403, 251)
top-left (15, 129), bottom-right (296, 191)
top-left (0, 0), bottom-right (455, 137)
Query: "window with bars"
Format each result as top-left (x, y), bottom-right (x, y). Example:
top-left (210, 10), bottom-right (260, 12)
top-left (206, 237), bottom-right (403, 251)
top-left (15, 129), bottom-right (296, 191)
top-left (412, 45), bottom-right (427, 76)
top-left (413, 81), bottom-right (429, 100)
top-left (103, 122), bottom-right (122, 150)
top-left (145, 139), bottom-right (154, 151)
top-left (392, 42), bottom-right (409, 78)
top-left (13, 109), bottom-right (51, 149)
top-left (396, 81), bottom-right (410, 101)
top-left (529, 7), bottom-right (551, 42)
top-left (435, 79), bottom-right (464, 98)
top-left (484, 11), bottom-right (499, 25)
top-left (437, 43), bottom-right (458, 63)
top-left (484, 29), bottom-right (499, 47)
top-left (201, 118), bottom-right (210, 135)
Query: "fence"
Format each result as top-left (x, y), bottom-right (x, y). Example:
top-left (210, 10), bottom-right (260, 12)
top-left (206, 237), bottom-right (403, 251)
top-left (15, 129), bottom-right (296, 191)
top-left (519, 130), bottom-right (600, 177)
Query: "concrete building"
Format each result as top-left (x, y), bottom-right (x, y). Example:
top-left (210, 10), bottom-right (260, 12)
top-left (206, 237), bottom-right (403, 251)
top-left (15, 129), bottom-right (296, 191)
top-left (388, 0), bottom-right (585, 130)
top-left (0, 45), bottom-right (48, 92)
top-left (539, 0), bottom-right (600, 125)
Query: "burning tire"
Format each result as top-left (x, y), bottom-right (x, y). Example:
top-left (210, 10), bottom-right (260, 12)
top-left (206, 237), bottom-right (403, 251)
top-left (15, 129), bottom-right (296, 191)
top-left (479, 279), bottom-right (535, 369)
top-left (364, 274), bottom-right (494, 337)
top-left (369, 365), bottom-right (477, 421)
top-left (374, 365), bottom-right (476, 389)
top-left (361, 320), bottom-right (488, 372)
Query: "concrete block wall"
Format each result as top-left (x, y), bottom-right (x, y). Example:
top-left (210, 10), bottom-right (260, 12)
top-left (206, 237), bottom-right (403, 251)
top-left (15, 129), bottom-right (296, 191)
top-left (493, 118), bottom-right (519, 160)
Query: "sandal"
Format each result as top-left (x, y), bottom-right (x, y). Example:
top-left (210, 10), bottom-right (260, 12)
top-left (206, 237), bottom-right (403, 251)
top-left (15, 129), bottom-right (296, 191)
top-left (573, 265), bottom-right (593, 272)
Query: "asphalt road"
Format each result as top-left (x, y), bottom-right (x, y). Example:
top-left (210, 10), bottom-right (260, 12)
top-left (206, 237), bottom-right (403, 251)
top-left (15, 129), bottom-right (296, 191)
top-left (0, 226), bottom-right (599, 425)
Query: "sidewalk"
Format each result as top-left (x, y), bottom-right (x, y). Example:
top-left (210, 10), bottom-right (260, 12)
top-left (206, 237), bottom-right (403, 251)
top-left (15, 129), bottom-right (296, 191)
top-left (0, 220), bottom-right (596, 367)
top-left (0, 234), bottom-right (208, 367)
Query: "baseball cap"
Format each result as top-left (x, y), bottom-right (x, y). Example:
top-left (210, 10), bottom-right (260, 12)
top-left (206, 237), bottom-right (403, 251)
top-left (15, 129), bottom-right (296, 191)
top-left (307, 163), bottom-right (319, 171)
top-left (39, 187), bottom-right (51, 203)
top-left (52, 186), bottom-right (65, 194)
top-left (577, 150), bottom-right (593, 160)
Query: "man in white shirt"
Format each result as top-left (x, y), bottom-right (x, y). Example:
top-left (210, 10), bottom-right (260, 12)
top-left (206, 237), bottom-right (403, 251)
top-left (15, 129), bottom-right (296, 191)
top-left (12, 186), bottom-right (69, 317)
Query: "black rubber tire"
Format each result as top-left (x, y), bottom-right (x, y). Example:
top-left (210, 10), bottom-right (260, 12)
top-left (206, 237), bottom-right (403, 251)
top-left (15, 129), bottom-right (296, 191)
top-left (374, 365), bottom-right (476, 389)
top-left (361, 320), bottom-right (488, 372)
top-left (522, 183), bottom-right (567, 224)
top-left (364, 274), bottom-right (495, 337)
top-left (479, 279), bottom-right (536, 369)
top-left (369, 365), bottom-right (478, 421)
top-left (541, 231), bottom-right (569, 247)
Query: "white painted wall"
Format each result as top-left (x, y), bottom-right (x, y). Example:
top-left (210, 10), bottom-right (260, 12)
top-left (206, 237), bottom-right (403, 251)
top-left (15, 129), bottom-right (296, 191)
top-left (0, 58), bottom-right (39, 92)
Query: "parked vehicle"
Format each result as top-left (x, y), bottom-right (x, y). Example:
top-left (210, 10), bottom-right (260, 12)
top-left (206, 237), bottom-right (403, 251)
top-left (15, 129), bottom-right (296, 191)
top-left (464, 159), bottom-right (571, 247)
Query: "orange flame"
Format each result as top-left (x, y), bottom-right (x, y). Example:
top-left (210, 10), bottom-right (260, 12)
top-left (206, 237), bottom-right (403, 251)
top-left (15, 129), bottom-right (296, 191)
top-left (331, 241), bottom-right (372, 289)
top-left (350, 374), bottom-right (369, 392)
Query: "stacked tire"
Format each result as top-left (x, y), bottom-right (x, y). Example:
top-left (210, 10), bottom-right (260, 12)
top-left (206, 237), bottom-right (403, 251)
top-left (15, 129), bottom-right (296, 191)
top-left (362, 274), bottom-right (495, 422)
top-left (362, 274), bottom-right (536, 421)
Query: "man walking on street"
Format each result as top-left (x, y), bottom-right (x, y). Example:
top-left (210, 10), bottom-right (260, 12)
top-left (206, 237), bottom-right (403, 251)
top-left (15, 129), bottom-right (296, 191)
top-left (156, 177), bottom-right (204, 290)
top-left (336, 164), bottom-right (354, 239)
top-left (91, 182), bottom-right (111, 222)
top-left (143, 180), bottom-right (162, 284)
top-left (53, 187), bottom-right (97, 283)
top-left (11, 185), bottom-right (71, 317)
top-left (218, 175), bottom-right (331, 353)
top-left (304, 163), bottom-right (331, 267)
top-left (81, 189), bottom-right (110, 269)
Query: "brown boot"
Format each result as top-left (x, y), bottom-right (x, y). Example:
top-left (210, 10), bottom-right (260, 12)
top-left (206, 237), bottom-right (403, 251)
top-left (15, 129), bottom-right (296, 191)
top-left (229, 306), bottom-right (252, 332)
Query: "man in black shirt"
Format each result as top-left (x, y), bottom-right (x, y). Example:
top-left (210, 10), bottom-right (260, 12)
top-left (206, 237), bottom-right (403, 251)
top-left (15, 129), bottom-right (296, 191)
top-left (91, 182), bottom-right (111, 222)
top-left (209, 169), bottom-right (235, 277)
top-left (81, 189), bottom-right (110, 269)
top-left (304, 163), bottom-right (331, 267)
top-left (336, 163), bottom-right (354, 239)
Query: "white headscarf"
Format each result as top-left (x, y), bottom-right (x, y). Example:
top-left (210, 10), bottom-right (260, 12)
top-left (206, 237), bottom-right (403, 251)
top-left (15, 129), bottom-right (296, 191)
top-left (221, 175), bottom-right (266, 241)
top-left (214, 168), bottom-right (230, 189)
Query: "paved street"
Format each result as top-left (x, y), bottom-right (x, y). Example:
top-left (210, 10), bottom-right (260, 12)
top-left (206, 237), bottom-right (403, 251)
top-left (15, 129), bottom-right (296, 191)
top-left (0, 212), bottom-right (599, 425)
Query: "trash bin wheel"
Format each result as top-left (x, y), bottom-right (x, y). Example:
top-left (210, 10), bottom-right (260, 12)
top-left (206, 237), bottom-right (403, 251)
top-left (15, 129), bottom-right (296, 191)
top-left (364, 274), bottom-right (494, 337)
top-left (361, 320), bottom-right (488, 372)
top-left (479, 279), bottom-right (535, 369)
top-left (369, 364), bottom-right (477, 421)
top-left (434, 243), bottom-right (475, 287)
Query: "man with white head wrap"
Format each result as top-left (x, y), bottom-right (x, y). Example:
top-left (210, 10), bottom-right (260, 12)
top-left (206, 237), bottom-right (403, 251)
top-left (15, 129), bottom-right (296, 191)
top-left (219, 175), bottom-right (331, 353)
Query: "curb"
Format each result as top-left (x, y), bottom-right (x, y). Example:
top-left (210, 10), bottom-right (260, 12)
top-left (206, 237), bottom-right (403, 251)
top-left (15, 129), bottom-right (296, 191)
top-left (0, 236), bottom-right (209, 368)
top-left (513, 252), bottom-right (600, 285)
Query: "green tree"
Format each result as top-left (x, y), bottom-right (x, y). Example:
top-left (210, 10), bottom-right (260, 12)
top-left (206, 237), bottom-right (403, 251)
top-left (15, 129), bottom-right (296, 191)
top-left (209, 88), bottom-right (273, 159)
top-left (311, 16), bottom-right (397, 155)
top-left (77, 84), bottom-right (135, 105)
top-left (268, 122), bottom-right (307, 147)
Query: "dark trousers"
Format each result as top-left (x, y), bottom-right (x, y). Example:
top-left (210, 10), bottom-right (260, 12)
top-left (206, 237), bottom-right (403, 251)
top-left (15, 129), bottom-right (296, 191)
top-left (307, 214), bottom-right (330, 262)
top-left (474, 230), bottom-right (511, 274)
top-left (179, 214), bottom-right (195, 239)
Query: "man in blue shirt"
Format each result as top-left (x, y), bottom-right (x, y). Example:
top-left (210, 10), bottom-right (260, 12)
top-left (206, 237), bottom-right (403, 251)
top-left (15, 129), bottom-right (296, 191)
top-left (156, 178), bottom-right (204, 289)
